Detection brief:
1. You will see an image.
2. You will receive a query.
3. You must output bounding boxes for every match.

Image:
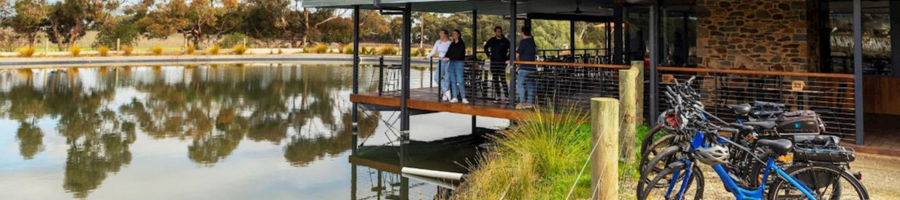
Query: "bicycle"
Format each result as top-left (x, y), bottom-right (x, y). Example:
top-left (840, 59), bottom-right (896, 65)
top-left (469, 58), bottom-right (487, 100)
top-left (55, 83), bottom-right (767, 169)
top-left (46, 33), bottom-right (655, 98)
top-left (639, 121), bottom-right (869, 200)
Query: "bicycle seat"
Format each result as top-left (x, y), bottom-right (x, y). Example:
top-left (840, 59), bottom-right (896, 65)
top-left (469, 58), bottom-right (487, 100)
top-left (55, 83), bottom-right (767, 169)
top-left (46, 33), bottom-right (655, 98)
top-left (728, 104), bottom-right (752, 115)
top-left (729, 123), bottom-right (755, 132)
top-left (743, 121), bottom-right (777, 130)
top-left (753, 101), bottom-right (785, 109)
top-left (757, 139), bottom-right (793, 155)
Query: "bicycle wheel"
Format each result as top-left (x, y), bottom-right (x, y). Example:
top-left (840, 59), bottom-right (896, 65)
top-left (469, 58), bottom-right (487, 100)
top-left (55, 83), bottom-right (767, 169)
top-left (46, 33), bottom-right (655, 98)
top-left (640, 125), bottom-right (666, 159)
top-left (639, 134), bottom-right (677, 174)
top-left (768, 164), bottom-right (869, 200)
top-left (638, 164), bottom-right (704, 200)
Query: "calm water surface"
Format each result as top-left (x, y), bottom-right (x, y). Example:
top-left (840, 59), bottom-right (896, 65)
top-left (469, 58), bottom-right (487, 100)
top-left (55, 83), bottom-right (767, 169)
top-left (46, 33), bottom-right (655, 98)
top-left (0, 64), bottom-right (507, 200)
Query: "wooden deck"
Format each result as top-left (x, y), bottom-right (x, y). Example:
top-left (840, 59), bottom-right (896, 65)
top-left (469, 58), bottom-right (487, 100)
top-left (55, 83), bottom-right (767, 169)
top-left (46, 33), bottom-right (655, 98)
top-left (350, 87), bottom-right (524, 120)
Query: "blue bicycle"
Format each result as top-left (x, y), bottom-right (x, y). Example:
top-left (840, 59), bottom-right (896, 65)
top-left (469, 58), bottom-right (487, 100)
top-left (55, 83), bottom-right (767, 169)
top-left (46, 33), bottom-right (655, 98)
top-left (639, 117), bottom-right (869, 200)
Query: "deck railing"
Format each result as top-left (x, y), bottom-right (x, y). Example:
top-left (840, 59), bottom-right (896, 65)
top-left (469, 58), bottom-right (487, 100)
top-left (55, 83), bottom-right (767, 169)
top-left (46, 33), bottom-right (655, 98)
top-left (652, 67), bottom-right (857, 141)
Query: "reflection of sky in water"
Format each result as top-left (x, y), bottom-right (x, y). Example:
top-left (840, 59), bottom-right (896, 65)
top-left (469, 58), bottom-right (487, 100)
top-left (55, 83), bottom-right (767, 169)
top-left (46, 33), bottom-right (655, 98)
top-left (0, 64), bottom-right (506, 200)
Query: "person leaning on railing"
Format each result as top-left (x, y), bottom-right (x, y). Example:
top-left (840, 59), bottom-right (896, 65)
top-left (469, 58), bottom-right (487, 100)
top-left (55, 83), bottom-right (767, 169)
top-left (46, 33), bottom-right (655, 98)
top-left (483, 26), bottom-right (510, 104)
top-left (446, 29), bottom-right (469, 104)
top-left (424, 29), bottom-right (453, 101)
top-left (508, 26), bottom-right (537, 109)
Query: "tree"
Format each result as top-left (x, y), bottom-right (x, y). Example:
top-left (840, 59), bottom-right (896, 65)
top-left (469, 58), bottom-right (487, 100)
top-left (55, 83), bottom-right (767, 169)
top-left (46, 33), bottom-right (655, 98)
top-left (43, 0), bottom-right (122, 50)
top-left (96, 20), bottom-right (140, 48)
top-left (360, 10), bottom-right (389, 43)
top-left (135, 0), bottom-right (188, 40)
top-left (242, 0), bottom-right (289, 47)
top-left (6, 0), bottom-right (48, 47)
top-left (318, 17), bottom-right (352, 44)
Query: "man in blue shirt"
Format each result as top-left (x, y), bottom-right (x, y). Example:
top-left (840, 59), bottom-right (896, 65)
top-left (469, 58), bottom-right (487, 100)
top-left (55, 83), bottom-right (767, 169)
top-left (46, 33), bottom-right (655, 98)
top-left (514, 27), bottom-right (537, 109)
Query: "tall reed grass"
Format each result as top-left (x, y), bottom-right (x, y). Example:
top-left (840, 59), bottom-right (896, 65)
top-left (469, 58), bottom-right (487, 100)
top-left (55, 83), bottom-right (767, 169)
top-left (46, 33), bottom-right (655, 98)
top-left (453, 106), bottom-right (649, 199)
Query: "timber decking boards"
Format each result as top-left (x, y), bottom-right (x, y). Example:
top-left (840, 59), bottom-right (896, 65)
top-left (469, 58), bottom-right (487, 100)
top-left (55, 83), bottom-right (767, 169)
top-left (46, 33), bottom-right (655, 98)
top-left (351, 87), bottom-right (524, 120)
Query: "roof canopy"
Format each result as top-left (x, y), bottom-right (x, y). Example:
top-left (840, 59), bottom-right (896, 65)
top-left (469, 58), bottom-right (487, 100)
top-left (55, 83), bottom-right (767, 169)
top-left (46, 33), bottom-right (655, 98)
top-left (304, 0), bottom-right (620, 17)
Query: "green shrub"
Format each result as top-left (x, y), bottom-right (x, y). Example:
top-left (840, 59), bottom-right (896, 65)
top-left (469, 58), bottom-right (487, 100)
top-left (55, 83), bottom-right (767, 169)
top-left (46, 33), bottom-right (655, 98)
top-left (219, 33), bottom-right (250, 48)
top-left (122, 45), bottom-right (133, 56)
top-left (186, 45), bottom-right (195, 55)
top-left (378, 46), bottom-right (397, 55)
top-left (16, 47), bottom-right (35, 57)
top-left (231, 44), bottom-right (247, 55)
top-left (98, 46), bottom-right (110, 57)
top-left (151, 46), bottom-right (163, 55)
top-left (70, 46), bottom-right (81, 57)
top-left (208, 45), bottom-right (220, 55)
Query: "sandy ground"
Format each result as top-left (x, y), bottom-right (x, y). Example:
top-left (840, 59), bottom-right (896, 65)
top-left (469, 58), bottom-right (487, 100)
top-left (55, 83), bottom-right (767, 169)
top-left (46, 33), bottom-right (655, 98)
top-left (623, 153), bottom-right (900, 199)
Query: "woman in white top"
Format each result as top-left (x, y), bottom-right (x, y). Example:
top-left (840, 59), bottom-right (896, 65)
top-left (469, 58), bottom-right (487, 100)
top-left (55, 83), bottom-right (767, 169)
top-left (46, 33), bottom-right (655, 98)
top-left (424, 29), bottom-right (452, 100)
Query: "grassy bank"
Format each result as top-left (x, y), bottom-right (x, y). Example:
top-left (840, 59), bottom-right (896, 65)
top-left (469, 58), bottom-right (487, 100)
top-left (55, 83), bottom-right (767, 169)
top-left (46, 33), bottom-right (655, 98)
top-left (453, 107), bottom-right (648, 199)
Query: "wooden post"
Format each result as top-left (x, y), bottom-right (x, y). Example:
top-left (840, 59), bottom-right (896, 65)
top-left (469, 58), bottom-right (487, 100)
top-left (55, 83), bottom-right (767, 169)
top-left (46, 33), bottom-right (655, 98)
top-left (117, 39), bottom-right (121, 52)
top-left (633, 61), bottom-right (645, 125)
top-left (619, 65), bottom-right (639, 164)
top-left (591, 98), bottom-right (619, 200)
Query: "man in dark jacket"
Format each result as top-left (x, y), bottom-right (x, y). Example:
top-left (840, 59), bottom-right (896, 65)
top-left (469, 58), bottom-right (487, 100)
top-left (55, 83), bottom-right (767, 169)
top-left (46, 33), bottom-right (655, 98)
top-left (483, 26), bottom-right (510, 103)
top-left (515, 27), bottom-right (537, 108)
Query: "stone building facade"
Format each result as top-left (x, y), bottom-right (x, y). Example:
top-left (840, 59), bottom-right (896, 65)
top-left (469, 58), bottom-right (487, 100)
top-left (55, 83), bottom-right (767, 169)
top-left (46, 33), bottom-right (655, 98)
top-left (696, 0), bottom-right (819, 72)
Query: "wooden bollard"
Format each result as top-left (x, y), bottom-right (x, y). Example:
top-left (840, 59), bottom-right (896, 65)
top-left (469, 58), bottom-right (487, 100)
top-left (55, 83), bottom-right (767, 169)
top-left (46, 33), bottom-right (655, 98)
top-left (632, 61), bottom-right (645, 125)
top-left (591, 98), bottom-right (619, 200)
top-left (619, 65), bottom-right (639, 164)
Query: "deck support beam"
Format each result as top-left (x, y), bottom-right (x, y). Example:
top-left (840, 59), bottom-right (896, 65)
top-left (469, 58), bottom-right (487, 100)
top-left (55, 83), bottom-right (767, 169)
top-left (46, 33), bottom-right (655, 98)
top-left (400, 3), bottom-right (412, 200)
top-left (472, 10), bottom-right (479, 134)
top-left (852, 0), bottom-right (864, 145)
top-left (649, 0), bottom-right (660, 127)
top-left (613, 5), bottom-right (624, 64)
top-left (570, 20), bottom-right (576, 55)
top-left (509, 0), bottom-right (517, 111)
top-left (891, 0), bottom-right (900, 77)
top-left (352, 5), bottom-right (360, 155)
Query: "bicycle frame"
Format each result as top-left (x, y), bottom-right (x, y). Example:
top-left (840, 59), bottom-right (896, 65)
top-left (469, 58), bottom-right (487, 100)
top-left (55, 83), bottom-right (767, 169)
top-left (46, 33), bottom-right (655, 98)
top-left (664, 131), bottom-right (819, 200)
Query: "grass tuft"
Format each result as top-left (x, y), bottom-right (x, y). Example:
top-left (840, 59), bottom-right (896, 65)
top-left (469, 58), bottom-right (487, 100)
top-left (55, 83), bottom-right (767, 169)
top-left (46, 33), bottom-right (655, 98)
top-left (311, 44), bottom-right (329, 54)
top-left (208, 45), bottom-right (220, 55)
top-left (343, 45), bottom-right (353, 54)
top-left (377, 46), bottom-right (397, 56)
top-left (98, 46), bottom-right (110, 57)
top-left (122, 45), bottom-right (133, 56)
top-left (186, 44), bottom-right (196, 55)
top-left (70, 46), bottom-right (81, 57)
top-left (453, 106), bottom-right (650, 199)
top-left (231, 44), bottom-right (247, 55)
top-left (453, 106), bottom-right (592, 199)
top-left (16, 47), bottom-right (35, 57)
top-left (151, 45), bottom-right (163, 55)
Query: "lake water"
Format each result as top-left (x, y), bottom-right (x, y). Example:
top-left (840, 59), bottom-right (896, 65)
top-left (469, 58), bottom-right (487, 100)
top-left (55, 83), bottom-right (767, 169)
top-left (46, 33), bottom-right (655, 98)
top-left (0, 64), bottom-right (508, 200)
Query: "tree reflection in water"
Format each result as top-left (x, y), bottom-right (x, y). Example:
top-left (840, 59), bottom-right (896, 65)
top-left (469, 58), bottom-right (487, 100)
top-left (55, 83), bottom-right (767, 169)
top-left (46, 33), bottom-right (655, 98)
top-left (0, 64), bottom-right (379, 199)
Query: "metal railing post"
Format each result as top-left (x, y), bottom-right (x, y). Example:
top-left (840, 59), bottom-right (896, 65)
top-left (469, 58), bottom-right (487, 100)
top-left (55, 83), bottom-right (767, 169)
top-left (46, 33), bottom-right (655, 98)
top-left (378, 56), bottom-right (384, 96)
top-left (428, 57), bottom-right (440, 88)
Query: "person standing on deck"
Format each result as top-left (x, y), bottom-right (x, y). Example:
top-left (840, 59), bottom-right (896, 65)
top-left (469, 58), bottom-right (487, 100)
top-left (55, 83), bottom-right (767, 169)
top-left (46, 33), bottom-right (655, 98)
top-left (446, 29), bottom-right (469, 104)
top-left (424, 30), bottom-right (453, 100)
top-left (483, 26), bottom-right (510, 104)
top-left (510, 26), bottom-right (537, 109)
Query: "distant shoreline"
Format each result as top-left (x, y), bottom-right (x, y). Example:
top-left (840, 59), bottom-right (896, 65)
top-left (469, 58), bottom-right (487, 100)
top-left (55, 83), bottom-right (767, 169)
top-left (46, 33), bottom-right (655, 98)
top-left (0, 54), bottom-right (434, 68)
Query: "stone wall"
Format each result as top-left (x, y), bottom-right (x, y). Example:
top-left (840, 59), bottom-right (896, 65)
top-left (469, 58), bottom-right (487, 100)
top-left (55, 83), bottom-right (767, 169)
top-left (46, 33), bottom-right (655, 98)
top-left (696, 0), bottom-right (817, 72)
